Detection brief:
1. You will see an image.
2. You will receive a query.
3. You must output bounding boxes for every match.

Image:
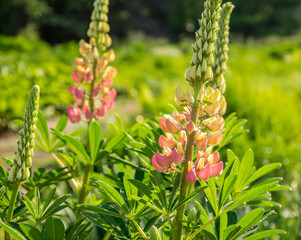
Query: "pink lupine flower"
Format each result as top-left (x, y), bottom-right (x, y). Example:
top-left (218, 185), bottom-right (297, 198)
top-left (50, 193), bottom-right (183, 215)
top-left (68, 86), bottom-right (75, 96)
top-left (68, 106), bottom-right (81, 123)
top-left (92, 86), bottom-right (100, 97)
top-left (94, 106), bottom-right (107, 119)
top-left (71, 69), bottom-right (83, 83)
top-left (181, 111), bottom-right (191, 121)
top-left (102, 78), bottom-right (113, 88)
top-left (159, 134), bottom-right (177, 149)
top-left (82, 102), bottom-right (92, 120)
top-left (183, 120), bottom-right (195, 134)
top-left (84, 72), bottom-right (93, 83)
top-left (152, 148), bottom-right (183, 173)
top-left (186, 169), bottom-right (197, 184)
top-left (207, 131), bottom-right (223, 145)
top-left (172, 110), bottom-right (185, 122)
top-left (159, 117), bottom-right (181, 134)
top-left (75, 86), bottom-right (86, 100)
top-left (196, 158), bottom-right (212, 181)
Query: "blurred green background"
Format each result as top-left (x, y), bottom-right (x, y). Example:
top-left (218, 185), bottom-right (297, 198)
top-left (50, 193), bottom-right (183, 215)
top-left (0, 0), bottom-right (301, 239)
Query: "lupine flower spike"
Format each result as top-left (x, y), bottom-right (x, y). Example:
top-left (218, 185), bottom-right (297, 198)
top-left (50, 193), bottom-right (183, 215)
top-left (8, 85), bottom-right (40, 183)
top-left (152, 0), bottom-right (233, 186)
top-left (68, 0), bottom-right (117, 123)
top-left (212, 2), bottom-right (234, 93)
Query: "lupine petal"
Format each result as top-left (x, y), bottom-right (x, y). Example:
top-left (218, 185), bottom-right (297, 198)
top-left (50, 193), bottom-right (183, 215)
top-left (197, 163), bottom-right (212, 181)
top-left (207, 131), bottom-right (223, 145)
top-left (186, 169), bottom-right (197, 184)
top-left (211, 161), bottom-right (223, 177)
top-left (159, 135), bottom-right (174, 149)
top-left (152, 155), bottom-right (166, 172)
top-left (165, 118), bottom-right (181, 134)
top-left (159, 118), bottom-right (169, 132)
top-left (154, 152), bottom-right (172, 167)
top-left (170, 148), bottom-right (183, 165)
top-left (196, 137), bottom-right (208, 151)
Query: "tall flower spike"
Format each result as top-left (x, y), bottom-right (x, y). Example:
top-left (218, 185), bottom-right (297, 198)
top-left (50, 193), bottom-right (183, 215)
top-left (8, 86), bottom-right (40, 183)
top-left (68, 0), bottom-right (117, 123)
top-left (212, 2), bottom-right (234, 93)
top-left (185, 0), bottom-right (222, 88)
top-left (87, 0), bottom-right (112, 50)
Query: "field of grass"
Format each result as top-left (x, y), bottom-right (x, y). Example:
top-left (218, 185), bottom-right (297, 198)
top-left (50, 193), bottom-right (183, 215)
top-left (0, 34), bottom-right (300, 238)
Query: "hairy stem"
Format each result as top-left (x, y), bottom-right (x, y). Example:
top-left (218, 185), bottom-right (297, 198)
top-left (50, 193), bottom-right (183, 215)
top-left (5, 183), bottom-right (20, 240)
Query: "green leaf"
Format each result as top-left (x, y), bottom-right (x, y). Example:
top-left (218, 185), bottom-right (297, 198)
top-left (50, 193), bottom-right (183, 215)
top-left (2, 158), bottom-right (13, 167)
top-left (244, 163), bottom-right (281, 187)
top-left (19, 223), bottom-right (44, 240)
top-left (123, 173), bottom-right (137, 214)
top-left (104, 132), bottom-right (127, 151)
top-left (168, 173), bottom-right (181, 211)
top-left (42, 188), bottom-right (56, 213)
top-left (127, 179), bottom-right (154, 201)
top-left (40, 195), bottom-right (70, 221)
top-left (218, 211), bottom-right (228, 240)
top-left (150, 171), bottom-right (167, 210)
top-left (37, 112), bottom-right (50, 149)
top-left (95, 180), bottom-right (129, 215)
top-left (225, 183), bottom-right (278, 212)
top-left (202, 178), bottom-right (218, 214)
top-left (65, 218), bottom-right (86, 240)
top-left (77, 205), bottom-right (127, 219)
top-left (23, 195), bottom-right (37, 219)
top-left (89, 121), bottom-right (102, 163)
top-left (234, 149), bottom-right (254, 192)
top-left (223, 225), bottom-right (241, 240)
top-left (60, 134), bottom-right (90, 164)
top-left (51, 114), bottom-right (68, 145)
top-left (232, 208), bottom-right (264, 238)
top-left (44, 216), bottom-right (65, 240)
top-left (219, 174), bottom-right (237, 209)
top-left (172, 186), bottom-right (207, 211)
top-left (34, 188), bottom-right (41, 219)
top-left (0, 220), bottom-right (26, 240)
top-left (243, 230), bottom-right (286, 240)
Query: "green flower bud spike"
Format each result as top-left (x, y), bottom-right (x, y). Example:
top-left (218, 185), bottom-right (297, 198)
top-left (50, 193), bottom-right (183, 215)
top-left (212, 2), bottom-right (234, 93)
top-left (185, 0), bottom-right (222, 89)
top-left (87, 0), bottom-right (111, 50)
top-left (8, 85), bottom-right (40, 183)
top-left (5, 86), bottom-right (39, 240)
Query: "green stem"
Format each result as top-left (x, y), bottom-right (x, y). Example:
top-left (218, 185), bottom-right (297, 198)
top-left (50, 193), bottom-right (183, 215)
top-left (5, 183), bottom-right (20, 240)
top-left (173, 96), bottom-right (200, 240)
top-left (132, 219), bottom-right (147, 239)
top-left (51, 152), bottom-right (79, 190)
top-left (77, 164), bottom-right (93, 205)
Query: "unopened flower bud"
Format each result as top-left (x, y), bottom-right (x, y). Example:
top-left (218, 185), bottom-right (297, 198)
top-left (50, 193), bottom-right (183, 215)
top-left (204, 67), bottom-right (213, 81)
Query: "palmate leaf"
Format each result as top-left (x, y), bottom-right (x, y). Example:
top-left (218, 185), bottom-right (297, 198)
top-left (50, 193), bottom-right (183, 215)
top-left (93, 179), bottom-right (130, 215)
top-left (150, 171), bottom-right (167, 210)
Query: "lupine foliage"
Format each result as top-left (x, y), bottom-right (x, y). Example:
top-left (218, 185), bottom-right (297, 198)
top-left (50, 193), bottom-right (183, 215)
top-left (0, 0), bottom-right (290, 239)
